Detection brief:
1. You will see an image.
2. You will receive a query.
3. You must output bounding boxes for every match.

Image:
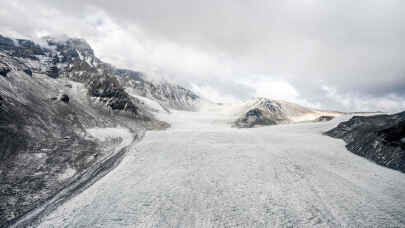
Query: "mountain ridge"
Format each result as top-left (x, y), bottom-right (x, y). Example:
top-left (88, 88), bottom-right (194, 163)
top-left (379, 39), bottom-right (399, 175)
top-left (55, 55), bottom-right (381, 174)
top-left (0, 34), bottom-right (198, 226)
top-left (232, 97), bottom-right (342, 128)
top-left (325, 112), bottom-right (405, 173)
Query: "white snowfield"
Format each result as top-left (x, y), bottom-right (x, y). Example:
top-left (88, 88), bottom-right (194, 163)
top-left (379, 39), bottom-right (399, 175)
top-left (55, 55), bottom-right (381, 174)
top-left (125, 88), bottom-right (168, 113)
top-left (38, 105), bottom-right (405, 228)
top-left (87, 127), bottom-right (133, 150)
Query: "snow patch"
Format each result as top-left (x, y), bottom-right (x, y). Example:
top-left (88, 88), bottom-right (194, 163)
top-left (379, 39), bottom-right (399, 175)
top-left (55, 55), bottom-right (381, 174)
top-left (125, 87), bottom-right (167, 113)
top-left (87, 127), bottom-right (132, 142)
top-left (86, 127), bottom-right (134, 155)
top-left (57, 167), bottom-right (76, 181)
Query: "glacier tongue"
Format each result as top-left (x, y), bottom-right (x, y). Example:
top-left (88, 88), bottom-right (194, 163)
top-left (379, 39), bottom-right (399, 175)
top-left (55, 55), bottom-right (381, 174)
top-left (38, 107), bottom-right (405, 227)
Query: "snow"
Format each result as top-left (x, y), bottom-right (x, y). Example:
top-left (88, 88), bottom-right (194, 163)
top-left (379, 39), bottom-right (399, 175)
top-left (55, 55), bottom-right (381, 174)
top-left (288, 111), bottom-right (341, 122)
top-left (87, 127), bottom-right (130, 141)
top-left (206, 98), bottom-right (343, 125)
top-left (87, 127), bottom-right (134, 154)
top-left (57, 167), bottom-right (76, 181)
top-left (76, 50), bottom-right (84, 61)
top-left (125, 87), bottom-right (167, 113)
top-left (38, 106), bottom-right (405, 227)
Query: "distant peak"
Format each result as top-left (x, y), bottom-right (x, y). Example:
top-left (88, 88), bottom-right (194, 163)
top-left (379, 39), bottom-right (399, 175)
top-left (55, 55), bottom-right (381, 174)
top-left (43, 35), bottom-right (93, 52)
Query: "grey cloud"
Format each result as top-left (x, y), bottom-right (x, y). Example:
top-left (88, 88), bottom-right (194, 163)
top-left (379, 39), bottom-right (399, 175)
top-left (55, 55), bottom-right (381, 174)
top-left (1, 0), bottom-right (404, 112)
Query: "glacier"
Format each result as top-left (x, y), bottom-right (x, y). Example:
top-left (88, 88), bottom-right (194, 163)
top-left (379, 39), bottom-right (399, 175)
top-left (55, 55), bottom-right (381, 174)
top-left (36, 104), bottom-right (405, 227)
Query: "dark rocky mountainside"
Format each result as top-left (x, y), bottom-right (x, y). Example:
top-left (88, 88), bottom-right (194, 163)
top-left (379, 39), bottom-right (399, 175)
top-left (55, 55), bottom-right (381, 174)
top-left (325, 112), bottom-right (405, 173)
top-left (0, 34), bottom-right (200, 227)
top-left (0, 35), bottom-right (200, 113)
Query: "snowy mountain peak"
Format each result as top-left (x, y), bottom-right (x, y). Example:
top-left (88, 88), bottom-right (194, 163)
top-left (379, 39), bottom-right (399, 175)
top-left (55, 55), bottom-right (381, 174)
top-left (0, 34), bottom-right (201, 112)
top-left (232, 97), bottom-right (342, 128)
top-left (44, 36), bottom-right (93, 53)
top-left (251, 97), bottom-right (284, 113)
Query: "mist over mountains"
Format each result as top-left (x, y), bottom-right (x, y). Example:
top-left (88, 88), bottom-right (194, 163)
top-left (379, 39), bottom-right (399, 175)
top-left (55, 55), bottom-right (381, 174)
top-left (1, 0), bottom-right (405, 113)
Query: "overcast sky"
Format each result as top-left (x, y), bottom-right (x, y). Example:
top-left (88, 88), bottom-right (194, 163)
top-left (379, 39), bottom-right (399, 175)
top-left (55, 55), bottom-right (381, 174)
top-left (1, 0), bottom-right (404, 112)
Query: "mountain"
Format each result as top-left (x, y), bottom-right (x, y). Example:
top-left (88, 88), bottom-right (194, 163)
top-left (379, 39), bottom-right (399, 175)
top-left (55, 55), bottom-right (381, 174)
top-left (3, 33), bottom-right (403, 227)
top-left (116, 72), bottom-right (200, 111)
top-left (325, 112), bottom-right (405, 173)
top-left (0, 34), bottom-right (199, 226)
top-left (232, 97), bottom-right (342, 128)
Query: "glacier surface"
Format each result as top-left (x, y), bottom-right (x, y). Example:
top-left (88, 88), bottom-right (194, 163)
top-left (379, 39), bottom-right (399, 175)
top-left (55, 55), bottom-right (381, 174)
top-left (38, 107), bottom-right (405, 227)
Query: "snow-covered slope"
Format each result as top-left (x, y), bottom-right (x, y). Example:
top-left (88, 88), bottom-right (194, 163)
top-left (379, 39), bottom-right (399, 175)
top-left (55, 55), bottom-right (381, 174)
top-left (37, 108), bottom-right (405, 227)
top-left (125, 87), bottom-right (169, 113)
top-left (232, 97), bottom-right (342, 128)
top-left (117, 73), bottom-right (201, 111)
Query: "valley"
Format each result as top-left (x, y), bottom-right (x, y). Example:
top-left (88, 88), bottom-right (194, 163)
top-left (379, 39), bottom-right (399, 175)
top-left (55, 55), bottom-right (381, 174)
top-left (36, 105), bottom-right (405, 227)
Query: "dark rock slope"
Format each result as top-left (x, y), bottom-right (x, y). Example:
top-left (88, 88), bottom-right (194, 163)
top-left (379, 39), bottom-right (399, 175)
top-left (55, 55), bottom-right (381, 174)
top-left (325, 112), bottom-right (405, 173)
top-left (0, 34), bottom-right (185, 227)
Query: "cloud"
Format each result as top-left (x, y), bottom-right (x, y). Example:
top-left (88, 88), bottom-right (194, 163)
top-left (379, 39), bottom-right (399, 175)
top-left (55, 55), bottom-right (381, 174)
top-left (0, 0), bottom-right (404, 112)
top-left (322, 85), bottom-right (405, 113)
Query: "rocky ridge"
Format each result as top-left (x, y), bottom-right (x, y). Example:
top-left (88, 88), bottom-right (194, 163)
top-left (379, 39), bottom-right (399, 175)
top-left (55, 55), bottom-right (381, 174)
top-left (325, 112), bottom-right (405, 173)
top-left (233, 97), bottom-right (340, 128)
top-left (116, 72), bottom-right (200, 111)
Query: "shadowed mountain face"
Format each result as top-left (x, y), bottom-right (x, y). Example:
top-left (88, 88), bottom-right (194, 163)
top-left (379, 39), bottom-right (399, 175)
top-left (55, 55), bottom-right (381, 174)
top-left (325, 112), bottom-right (405, 173)
top-left (116, 72), bottom-right (200, 111)
top-left (0, 34), bottom-right (201, 226)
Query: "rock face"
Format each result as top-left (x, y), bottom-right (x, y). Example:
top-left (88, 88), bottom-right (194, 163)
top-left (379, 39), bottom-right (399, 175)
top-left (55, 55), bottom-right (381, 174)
top-left (0, 34), bottom-right (190, 226)
top-left (233, 108), bottom-right (277, 128)
top-left (0, 34), bottom-right (200, 113)
top-left (0, 52), bottom-right (32, 77)
top-left (0, 62), bottom-right (11, 77)
top-left (325, 112), bottom-right (405, 173)
top-left (233, 97), bottom-right (341, 128)
top-left (315, 115), bottom-right (335, 122)
top-left (116, 71), bottom-right (200, 111)
top-left (87, 76), bottom-right (141, 114)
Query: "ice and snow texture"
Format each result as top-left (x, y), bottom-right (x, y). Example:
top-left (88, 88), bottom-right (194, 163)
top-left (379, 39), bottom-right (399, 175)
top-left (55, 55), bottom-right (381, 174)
top-left (87, 127), bottom-right (132, 144)
top-left (125, 88), bottom-right (167, 113)
top-left (86, 126), bottom-right (134, 159)
top-left (39, 108), bottom-right (405, 227)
